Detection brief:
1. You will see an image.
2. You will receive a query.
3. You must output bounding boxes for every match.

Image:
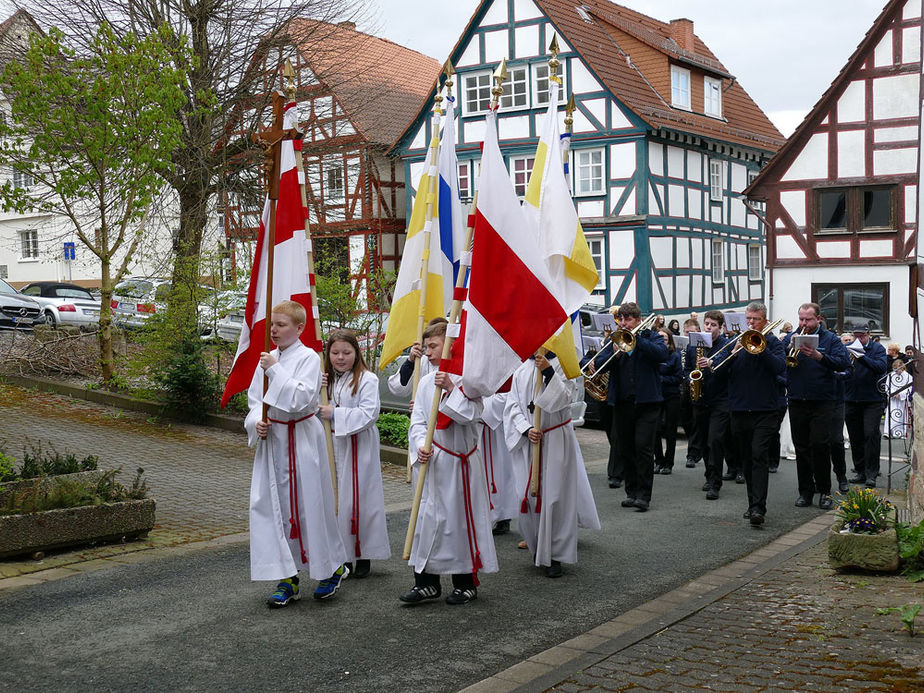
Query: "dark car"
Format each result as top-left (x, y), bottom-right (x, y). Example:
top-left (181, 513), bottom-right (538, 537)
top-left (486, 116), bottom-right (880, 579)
top-left (0, 278), bottom-right (46, 330)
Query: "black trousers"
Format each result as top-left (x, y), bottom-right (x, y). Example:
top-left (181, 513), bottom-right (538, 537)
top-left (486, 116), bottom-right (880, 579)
top-left (415, 571), bottom-right (475, 590)
top-left (655, 395), bottom-right (681, 469)
top-left (679, 386), bottom-right (699, 460)
top-left (768, 406), bottom-right (786, 469)
top-left (731, 411), bottom-right (777, 515)
top-left (829, 400), bottom-right (846, 480)
top-left (845, 400), bottom-right (885, 480)
top-left (789, 399), bottom-right (835, 497)
top-left (612, 400), bottom-right (660, 503)
top-left (600, 403), bottom-right (623, 482)
top-left (693, 402), bottom-right (730, 490)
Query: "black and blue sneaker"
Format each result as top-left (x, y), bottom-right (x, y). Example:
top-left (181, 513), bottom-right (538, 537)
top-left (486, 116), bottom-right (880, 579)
top-left (313, 564), bottom-right (349, 600)
top-left (267, 578), bottom-right (299, 608)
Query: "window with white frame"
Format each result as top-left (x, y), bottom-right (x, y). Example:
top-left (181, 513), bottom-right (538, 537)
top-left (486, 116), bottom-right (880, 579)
top-left (325, 163), bottom-right (344, 200)
top-left (458, 161), bottom-right (472, 202)
top-left (13, 167), bottom-right (33, 189)
top-left (704, 77), bottom-right (722, 117)
top-left (709, 159), bottom-right (723, 202)
top-left (748, 245), bottom-right (762, 281)
top-left (533, 63), bottom-right (567, 106)
top-left (509, 155), bottom-right (535, 197)
top-left (20, 229), bottom-right (38, 259)
top-left (587, 236), bottom-right (604, 288)
top-left (575, 148), bottom-right (604, 195)
top-left (711, 239), bottom-right (725, 283)
top-left (499, 66), bottom-right (529, 110)
top-left (462, 72), bottom-right (492, 115)
top-left (670, 66), bottom-right (691, 110)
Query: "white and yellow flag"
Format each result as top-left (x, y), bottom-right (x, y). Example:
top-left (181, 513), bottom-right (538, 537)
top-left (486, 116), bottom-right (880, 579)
top-left (523, 80), bottom-right (598, 377)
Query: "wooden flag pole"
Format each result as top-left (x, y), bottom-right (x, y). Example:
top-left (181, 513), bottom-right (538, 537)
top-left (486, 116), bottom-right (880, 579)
top-left (284, 62), bottom-right (339, 514)
top-left (402, 60), bottom-right (494, 560)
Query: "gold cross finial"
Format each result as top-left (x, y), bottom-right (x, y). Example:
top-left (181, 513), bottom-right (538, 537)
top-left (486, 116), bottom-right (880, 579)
top-left (491, 58), bottom-right (508, 108)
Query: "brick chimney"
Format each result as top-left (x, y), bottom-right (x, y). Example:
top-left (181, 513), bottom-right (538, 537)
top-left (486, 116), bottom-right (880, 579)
top-left (669, 18), bottom-right (694, 53)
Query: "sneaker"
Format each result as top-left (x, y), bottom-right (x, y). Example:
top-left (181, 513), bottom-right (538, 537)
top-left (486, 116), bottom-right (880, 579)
top-left (621, 497), bottom-right (637, 508)
top-left (685, 458), bottom-right (697, 468)
top-left (818, 495), bottom-right (834, 511)
top-left (633, 499), bottom-right (650, 512)
top-left (313, 564), bottom-right (349, 600)
top-left (352, 559), bottom-right (371, 579)
top-left (267, 578), bottom-right (299, 608)
top-left (445, 587), bottom-right (477, 605)
top-left (492, 519), bottom-right (511, 536)
top-left (734, 473), bottom-right (745, 484)
top-left (399, 585), bottom-right (441, 603)
top-left (749, 512), bottom-right (765, 526)
top-left (706, 487), bottom-right (719, 500)
top-left (768, 464), bottom-right (779, 474)
top-left (545, 560), bottom-right (563, 578)
top-left (660, 467), bottom-right (672, 476)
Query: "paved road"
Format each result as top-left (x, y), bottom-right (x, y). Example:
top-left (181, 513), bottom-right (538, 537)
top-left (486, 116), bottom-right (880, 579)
top-left (0, 384), bottom-right (843, 691)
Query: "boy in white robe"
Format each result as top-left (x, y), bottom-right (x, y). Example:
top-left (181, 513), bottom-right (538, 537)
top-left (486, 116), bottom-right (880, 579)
top-left (245, 300), bottom-right (348, 607)
top-left (400, 320), bottom-right (498, 605)
top-left (505, 350), bottom-right (601, 577)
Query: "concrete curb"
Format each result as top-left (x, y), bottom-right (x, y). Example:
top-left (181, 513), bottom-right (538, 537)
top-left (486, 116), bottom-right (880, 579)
top-left (458, 513), bottom-right (838, 693)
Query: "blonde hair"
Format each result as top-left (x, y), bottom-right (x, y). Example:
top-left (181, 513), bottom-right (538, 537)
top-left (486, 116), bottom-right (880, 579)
top-left (272, 299), bottom-right (306, 326)
top-left (887, 342), bottom-right (901, 355)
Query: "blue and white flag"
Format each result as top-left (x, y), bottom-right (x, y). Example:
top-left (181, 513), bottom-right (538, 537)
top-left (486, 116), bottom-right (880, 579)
top-left (436, 96), bottom-right (465, 303)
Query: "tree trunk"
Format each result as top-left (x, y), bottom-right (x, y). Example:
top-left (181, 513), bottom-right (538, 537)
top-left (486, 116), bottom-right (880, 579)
top-left (97, 259), bottom-right (114, 382)
top-left (167, 183), bottom-right (209, 337)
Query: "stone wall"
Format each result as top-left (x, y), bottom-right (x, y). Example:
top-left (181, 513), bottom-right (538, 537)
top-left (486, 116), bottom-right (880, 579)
top-left (912, 391), bottom-right (923, 523)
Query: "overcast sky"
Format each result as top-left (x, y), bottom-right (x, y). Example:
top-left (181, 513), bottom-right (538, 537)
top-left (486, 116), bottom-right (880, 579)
top-left (368, 0), bottom-right (893, 136)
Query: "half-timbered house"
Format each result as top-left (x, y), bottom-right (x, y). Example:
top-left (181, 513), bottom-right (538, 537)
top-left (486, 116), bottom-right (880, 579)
top-left (223, 21), bottom-right (441, 302)
top-left (393, 0), bottom-right (784, 316)
top-left (746, 0), bottom-right (920, 345)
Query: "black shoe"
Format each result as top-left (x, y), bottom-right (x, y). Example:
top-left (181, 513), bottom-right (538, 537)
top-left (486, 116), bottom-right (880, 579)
top-left (819, 495), bottom-right (834, 511)
top-left (706, 487), bottom-right (719, 500)
top-left (848, 475), bottom-right (866, 485)
top-left (795, 495), bottom-right (813, 508)
top-left (352, 560), bottom-right (371, 579)
top-left (742, 507), bottom-right (753, 519)
top-left (633, 499), bottom-right (650, 512)
top-left (621, 498), bottom-right (637, 508)
top-left (749, 512), bottom-right (765, 526)
top-left (445, 587), bottom-right (477, 605)
top-left (722, 471), bottom-right (735, 481)
top-left (837, 478), bottom-right (849, 494)
top-left (608, 478), bottom-right (623, 489)
top-left (492, 519), bottom-right (510, 536)
top-left (399, 585), bottom-right (441, 603)
top-left (654, 464), bottom-right (663, 474)
top-left (660, 467), bottom-right (672, 475)
top-left (865, 480), bottom-right (877, 489)
top-left (702, 481), bottom-right (710, 492)
top-left (768, 464), bottom-right (779, 473)
top-left (685, 457), bottom-right (697, 468)
top-left (735, 473), bottom-right (745, 484)
top-left (545, 560), bottom-right (563, 578)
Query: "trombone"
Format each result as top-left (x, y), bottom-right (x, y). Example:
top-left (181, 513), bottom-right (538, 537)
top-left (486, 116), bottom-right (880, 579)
top-left (711, 319), bottom-right (783, 372)
top-left (580, 313), bottom-right (658, 400)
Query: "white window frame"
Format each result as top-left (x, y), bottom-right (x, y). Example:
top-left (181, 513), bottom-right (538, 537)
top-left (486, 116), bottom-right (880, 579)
top-left (13, 167), bottom-right (33, 190)
top-left (509, 155), bottom-right (535, 198)
top-left (586, 235), bottom-right (605, 289)
top-left (709, 159), bottom-right (724, 202)
top-left (574, 148), bottom-right (605, 196)
top-left (747, 244), bottom-right (762, 281)
top-left (461, 71), bottom-right (493, 115)
top-left (532, 63), bottom-right (567, 107)
top-left (499, 65), bottom-right (529, 111)
top-left (670, 66), bottom-right (691, 110)
top-left (325, 162), bottom-right (344, 201)
top-left (20, 229), bottom-right (38, 260)
top-left (704, 76), bottom-right (722, 118)
top-left (711, 239), bottom-right (725, 284)
top-left (457, 161), bottom-right (472, 202)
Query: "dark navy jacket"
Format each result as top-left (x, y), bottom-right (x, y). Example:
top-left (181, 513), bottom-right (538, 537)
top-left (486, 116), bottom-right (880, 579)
top-left (594, 328), bottom-right (668, 405)
top-left (715, 332), bottom-right (786, 412)
top-left (844, 339), bottom-right (888, 403)
top-left (659, 350), bottom-right (683, 399)
top-left (782, 327), bottom-right (851, 401)
top-left (683, 334), bottom-right (731, 407)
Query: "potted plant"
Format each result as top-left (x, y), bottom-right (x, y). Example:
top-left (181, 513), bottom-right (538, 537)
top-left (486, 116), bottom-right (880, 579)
top-left (828, 486), bottom-right (900, 572)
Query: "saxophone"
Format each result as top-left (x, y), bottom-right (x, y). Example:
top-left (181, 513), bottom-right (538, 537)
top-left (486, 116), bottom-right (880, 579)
top-left (689, 346), bottom-right (704, 402)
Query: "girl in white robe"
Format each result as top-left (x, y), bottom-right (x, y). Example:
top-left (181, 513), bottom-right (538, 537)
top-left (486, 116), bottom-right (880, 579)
top-left (319, 330), bottom-right (391, 579)
top-left (505, 352), bottom-right (601, 577)
top-left (478, 391), bottom-right (520, 532)
top-left (245, 301), bottom-right (347, 607)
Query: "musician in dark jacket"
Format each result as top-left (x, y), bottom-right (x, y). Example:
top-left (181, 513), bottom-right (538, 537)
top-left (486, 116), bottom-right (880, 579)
top-left (683, 310), bottom-right (732, 500)
top-left (715, 302), bottom-right (785, 525)
top-left (782, 303), bottom-right (851, 510)
top-left (591, 302), bottom-right (668, 511)
top-left (654, 329), bottom-right (683, 475)
top-left (844, 324), bottom-right (888, 488)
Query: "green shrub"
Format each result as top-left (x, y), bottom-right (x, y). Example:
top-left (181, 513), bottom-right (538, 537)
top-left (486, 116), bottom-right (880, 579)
top-left (16, 442), bottom-right (99, 480)
top-left (154, 328), bottom-right (220, 422)
top-left (897, 519), bottom-right (924, 582)
top-left (1, 467), bottom-right (148, 515)
top-left (0, 452), bottom-right (16, 483)
top-left (377, 412), bottom-right (410, 448)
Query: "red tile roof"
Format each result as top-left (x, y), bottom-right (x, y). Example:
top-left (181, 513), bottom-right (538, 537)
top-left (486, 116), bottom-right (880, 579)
top-left (287, 20), bottom-right (442, 149)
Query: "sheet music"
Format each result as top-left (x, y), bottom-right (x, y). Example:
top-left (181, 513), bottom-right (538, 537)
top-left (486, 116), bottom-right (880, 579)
top-left (792, 334), bottom-right (819, 350)
top-left (674, 335), bottom-right (689, 350)
top-left (724, 312), bottom-right (747, 332)
top-left (688, 332), bottom-right (713, 348)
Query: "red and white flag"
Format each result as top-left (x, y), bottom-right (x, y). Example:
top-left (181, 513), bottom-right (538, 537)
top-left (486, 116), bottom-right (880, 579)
top-left (220, 103), bottom-right (322, 408)
top-left (447, 110), bottom-right (567, 397)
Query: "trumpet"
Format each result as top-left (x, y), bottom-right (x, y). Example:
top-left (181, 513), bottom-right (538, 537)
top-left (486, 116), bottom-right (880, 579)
top-left (581, 313), bottom-right (658, 400)
top-left (711, 319), bottom-right (783, 372)
top-left (786, 326), bottom-right (804, 368)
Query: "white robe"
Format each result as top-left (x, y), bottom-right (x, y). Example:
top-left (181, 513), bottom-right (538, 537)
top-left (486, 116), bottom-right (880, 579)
top-left (330, 369), bottom-right (391, 562)
top-left (505, 359), bottom-right (601, 567)
top-left (478, 392), bottom-right (520, 523)
top-left (245, 342), bottom-right (347, 581)
top-left (407, 372), bottom-right (498, 577)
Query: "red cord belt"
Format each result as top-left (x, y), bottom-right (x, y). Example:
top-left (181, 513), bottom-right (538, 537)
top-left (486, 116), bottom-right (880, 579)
top-left (267, 413), bottom-right (315, 564)
top-left (431, 441), bottom-right (483, 587)
top-left (521, 418), bottom-right (572, 515)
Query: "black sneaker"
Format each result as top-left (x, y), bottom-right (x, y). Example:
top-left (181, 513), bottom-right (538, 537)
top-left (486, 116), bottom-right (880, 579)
top-left (749, 512), bottom-right (765, 526)
top-left (706, 487), bottom-right (719, 500)
top-left (545, 560), bottom-right (563, 578)
top-left (633, 499), bottom-right (650, 512)
top-left (768, 464), bottom-right (779, 473)
top-left (685, 458), bottom-right (696, 468)
top-left (445, 587), bottom-right (477, 605)
top-left (399, 585), bottom-right (441, 603)
top-left (819, 495), bottom-right (834, 511)
top-left (352, 559), bottom-right (371, 579)
top-left (660, 467), bottom-right (672, 475)
top-left (621, 498), bottom-right (637, 508)
top-left (742, 507), bottom-right (753, 519)
top-left (608, 478), bottom-right (623, 489)
top-left (492, 519), bottom-right (511, 536)
top-left (734, 473), bottom-right (745, 484)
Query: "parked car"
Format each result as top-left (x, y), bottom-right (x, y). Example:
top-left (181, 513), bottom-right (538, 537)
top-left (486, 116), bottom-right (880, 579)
top-left (110, 277), bottom-right (220, 336)
top-left (20, 282), bottom-right (99, 329)
top-left (0, 278), bottom-right (45, 330)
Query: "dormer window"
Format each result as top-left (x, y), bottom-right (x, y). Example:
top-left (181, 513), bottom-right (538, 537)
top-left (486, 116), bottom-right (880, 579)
top-left (704, 76), bottom-right (722, 117)
top-left (670, 66), bottom-right (691, 110)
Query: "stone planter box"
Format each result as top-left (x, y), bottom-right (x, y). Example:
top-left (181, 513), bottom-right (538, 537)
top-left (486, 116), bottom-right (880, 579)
top-left (827, 521), bottom-right (900, 572)
top-left (0, 470), bottom-right (105, 506)
top-left (0, 498), bottom-right (156, 559)
top-left (381, 444), bottom-right (409, 467)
